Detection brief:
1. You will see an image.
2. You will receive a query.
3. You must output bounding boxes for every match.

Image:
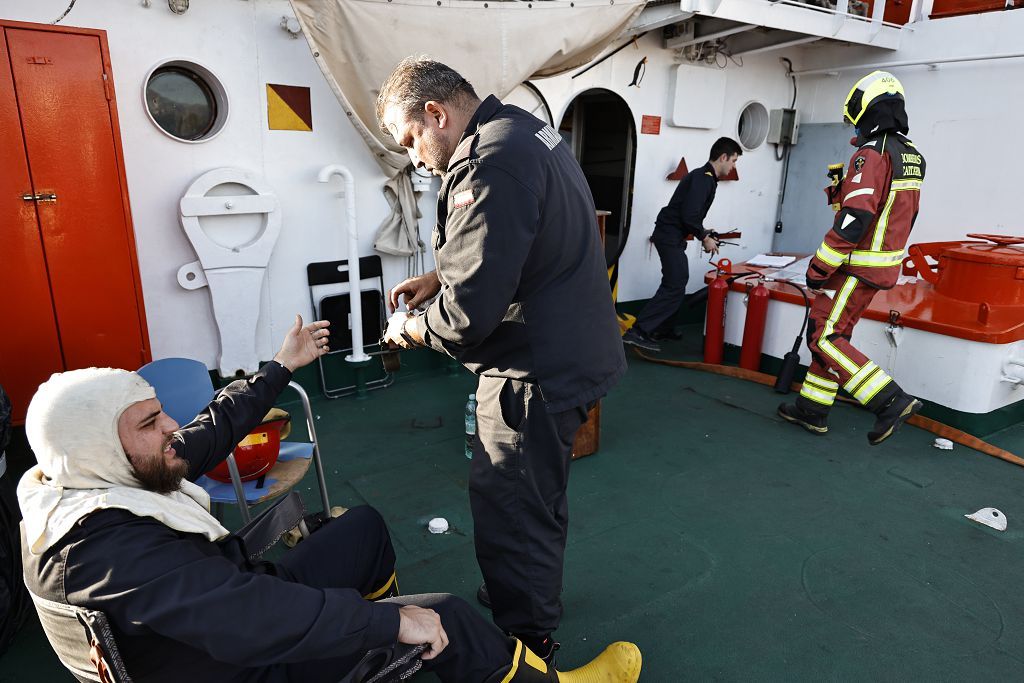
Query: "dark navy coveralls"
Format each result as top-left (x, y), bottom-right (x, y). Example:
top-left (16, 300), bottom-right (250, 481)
top-left (420, 95), bottom-right (626, 640)
top-left (636, 162), bottom-right (719, 336)
top-left (23, 362), bottom-right (513, 682)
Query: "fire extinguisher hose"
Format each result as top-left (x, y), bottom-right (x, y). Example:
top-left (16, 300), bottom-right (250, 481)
top-left (632, 349), bottom-right (1024, 468)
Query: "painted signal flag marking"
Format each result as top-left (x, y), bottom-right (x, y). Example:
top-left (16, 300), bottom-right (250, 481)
top-left (267, 84), bottom-right (312, 131)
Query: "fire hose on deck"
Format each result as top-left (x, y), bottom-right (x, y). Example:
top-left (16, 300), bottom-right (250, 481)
top-left (631, 349), bottom-right (1024, 469)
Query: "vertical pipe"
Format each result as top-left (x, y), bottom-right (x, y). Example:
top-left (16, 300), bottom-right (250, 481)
top-left (318, 164), bottom-right (369, 363)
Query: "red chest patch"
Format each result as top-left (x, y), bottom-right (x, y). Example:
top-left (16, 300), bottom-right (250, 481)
top-left (453, 189), bottom-right (475, 209)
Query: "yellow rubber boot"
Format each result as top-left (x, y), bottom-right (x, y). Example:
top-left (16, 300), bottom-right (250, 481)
top-left (556, 642), bottom-right (642, 683)
top-left (489, 640), bottom-right (642, 683)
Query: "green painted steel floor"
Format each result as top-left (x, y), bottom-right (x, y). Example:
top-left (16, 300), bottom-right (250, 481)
top-left (4, 335), bottom-right (1024, 681)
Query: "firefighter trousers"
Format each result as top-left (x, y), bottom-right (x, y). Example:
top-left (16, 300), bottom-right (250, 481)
top-left (798, 273), bottom-right (901, 414)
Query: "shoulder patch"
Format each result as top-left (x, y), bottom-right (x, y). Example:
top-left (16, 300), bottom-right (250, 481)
top-left (452, 189), bottom-right (475, 209)
top-left (854, 156), bottom-right (866, 171)
top-left (534, 125), bottom-right (561, 151)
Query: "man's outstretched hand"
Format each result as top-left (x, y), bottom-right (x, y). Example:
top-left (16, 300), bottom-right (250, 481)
top-left (273, 315), bottom-right (331, 372)
top-left (398, 605), bottom-right (448, 661)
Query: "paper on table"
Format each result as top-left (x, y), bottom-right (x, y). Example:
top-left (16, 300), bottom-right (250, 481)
top-left (746, 254), bottom-right (796, 268)
top-left (762, 255), bottom-right (813, 284)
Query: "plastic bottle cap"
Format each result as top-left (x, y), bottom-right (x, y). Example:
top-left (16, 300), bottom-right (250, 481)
top-left (428, 517), bottom-right (449, 534)
top-left (933, 438), bottom-right (953, 450)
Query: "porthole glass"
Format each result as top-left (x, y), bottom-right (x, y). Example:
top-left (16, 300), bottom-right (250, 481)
top-left (143, 61), bottom-right (228, 143)
top-left (737, 101), bottom-right (769, 150)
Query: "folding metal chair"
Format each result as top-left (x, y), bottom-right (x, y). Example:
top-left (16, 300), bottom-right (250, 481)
top-left (306, 256), bottom-right (393, 398)
top-left (25, 492), bottom-right (306, 682)
top-left (137, 358), bottom-right (330, 524)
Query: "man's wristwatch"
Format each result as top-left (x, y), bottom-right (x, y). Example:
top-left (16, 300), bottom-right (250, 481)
top-left (399, 317), bottom-right (418, 348)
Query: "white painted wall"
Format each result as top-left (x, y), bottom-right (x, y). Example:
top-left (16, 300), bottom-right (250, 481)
top-left (531, 33), bottom-right (805, 304)
top-left (5, 1), bottom-right (1021, 371)
top-left (791, 10), bottom-right (1024, 244)
top-left (3, 0), bottom-right (418, 371)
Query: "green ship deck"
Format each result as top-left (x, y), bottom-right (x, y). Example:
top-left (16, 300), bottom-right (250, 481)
top-left (4, 330), bottom-right (1024, 681)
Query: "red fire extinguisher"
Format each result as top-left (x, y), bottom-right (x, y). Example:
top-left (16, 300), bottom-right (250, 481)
top-left (703, 259), bottom-right (732, 364)
top-left (739, 278), bottom-right (769, 371)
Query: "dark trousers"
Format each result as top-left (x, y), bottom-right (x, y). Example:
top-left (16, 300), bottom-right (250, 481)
top-left (470, 376), bottom-right (589, 639)
top-left (274, 506), bottom-right (512, 682)
top-left (636, 241), bottom-right (689, 335)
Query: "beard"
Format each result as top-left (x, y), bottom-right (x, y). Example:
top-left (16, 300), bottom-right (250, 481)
top-left (421, 132), bottom-right (453, 175)
top-left (127, 445), bottom-right (189, 494)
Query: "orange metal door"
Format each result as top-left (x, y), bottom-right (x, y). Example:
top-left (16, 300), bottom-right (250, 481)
top-left (0, 31), bottom-right (65, 423)
top-left (1, 23), bottom-right (151, 424)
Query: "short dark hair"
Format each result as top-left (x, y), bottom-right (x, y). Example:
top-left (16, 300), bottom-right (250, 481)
top-left (376, 56), bottom-right (479, 135)
top-left (709, 137), bottom-right (743, 162)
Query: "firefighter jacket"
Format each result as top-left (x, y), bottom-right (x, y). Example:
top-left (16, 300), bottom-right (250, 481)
top-left (807, 132), bottom-right (925, 290)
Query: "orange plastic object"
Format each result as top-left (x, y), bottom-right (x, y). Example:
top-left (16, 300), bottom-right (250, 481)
top-left (0, 22), bottom-right (152, 424)
top-left (207, 418), bottom-right (288, 483)
top-left (708, 236), bottom-right (1024, 344)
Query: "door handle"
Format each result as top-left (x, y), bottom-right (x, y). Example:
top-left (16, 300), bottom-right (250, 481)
top-left (21, 192), bottom-right (57, 203)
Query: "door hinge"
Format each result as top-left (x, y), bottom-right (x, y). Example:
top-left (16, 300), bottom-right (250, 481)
top-left (22, 192), bottom-right (57, 203)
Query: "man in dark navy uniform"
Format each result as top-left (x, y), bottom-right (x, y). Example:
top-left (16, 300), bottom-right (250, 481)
top-left (377, 57), bottom-right (627, 664)
top-left (622, 137), bottom-right (742, 352)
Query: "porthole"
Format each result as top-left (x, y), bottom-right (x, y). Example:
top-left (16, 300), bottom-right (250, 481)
top-left (143, 60), bottom-right (228, 143)
top-left (737, 101), bottom-right (769, 150)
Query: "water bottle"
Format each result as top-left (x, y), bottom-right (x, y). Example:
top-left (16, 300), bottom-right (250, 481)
top-left (464, 393), bottom-right (477, 459)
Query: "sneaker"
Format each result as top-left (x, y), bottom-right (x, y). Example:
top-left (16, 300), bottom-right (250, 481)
top-left (868, 393), bottom-right (922, 446)
top-left (650, 327), bottom-right (683, 341)
top-left (622, 328), bottom-right (661, 353)
top-left (777, 403), bottom-right (829, 434)
top-left (517, 634), bottom-right (560, 666)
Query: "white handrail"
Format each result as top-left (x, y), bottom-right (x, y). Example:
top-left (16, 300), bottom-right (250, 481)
top-left (318, 164), bottom-right (370, 363)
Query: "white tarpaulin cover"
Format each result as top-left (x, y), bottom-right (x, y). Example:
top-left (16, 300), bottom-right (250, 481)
top-left (289, 0), bottom-right (646, 262)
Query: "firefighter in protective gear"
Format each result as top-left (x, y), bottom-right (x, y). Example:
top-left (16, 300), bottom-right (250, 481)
top-left (779, 71), bottom-right (926, 445)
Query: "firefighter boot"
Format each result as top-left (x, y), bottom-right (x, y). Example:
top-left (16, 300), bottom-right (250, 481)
top-left (777, 397), bottom-right (829, 435)
top-left (867, 389), bottom-right (922, 446)
top-left (485, 639), bottom-right (642, 683)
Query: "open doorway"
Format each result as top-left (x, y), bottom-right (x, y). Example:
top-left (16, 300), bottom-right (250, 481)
top-left (559, 89), bottom-right (637, 269)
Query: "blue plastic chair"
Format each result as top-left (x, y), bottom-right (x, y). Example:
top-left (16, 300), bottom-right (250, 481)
top-left (137, 358), bottom-right (330, 524)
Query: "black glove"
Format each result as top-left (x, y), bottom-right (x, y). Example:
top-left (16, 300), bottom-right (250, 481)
top-left (805, 264), bottom-right (829, 291)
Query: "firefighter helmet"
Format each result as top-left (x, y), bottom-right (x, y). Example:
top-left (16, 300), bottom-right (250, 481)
top-left (842, 71), bottom-right (904, 126)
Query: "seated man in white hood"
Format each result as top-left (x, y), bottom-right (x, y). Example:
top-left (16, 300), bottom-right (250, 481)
top-left (18, 316), bottom-right (641, 683)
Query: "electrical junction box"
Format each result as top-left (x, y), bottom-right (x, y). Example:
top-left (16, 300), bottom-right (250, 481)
top-left (768, 108), bottom-right (799, 145)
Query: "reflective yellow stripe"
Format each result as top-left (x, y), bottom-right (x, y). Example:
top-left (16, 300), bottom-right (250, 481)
top-left (363, 572), bottom-right (397, 600)
top-left (890, 179), bottom-right (922, 191)
top-left (800, 384), bottom-right (837, 406)
top-left (804, 371), bottom-right (839, 391)
top-left (870, 191), bottom-right (897, 251)
top-left (844, 361), bottom-right (880, 393)
top-left (500, 640), bottom-right (523, 683)
top-left (847, 249), bottom-right (904, 267)
top-left (852, 367), bottom-right (893, 404)
top-left (818, 277), bottom-right (860, 375)
top-left (816, 242), bottom-right (847, 267)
